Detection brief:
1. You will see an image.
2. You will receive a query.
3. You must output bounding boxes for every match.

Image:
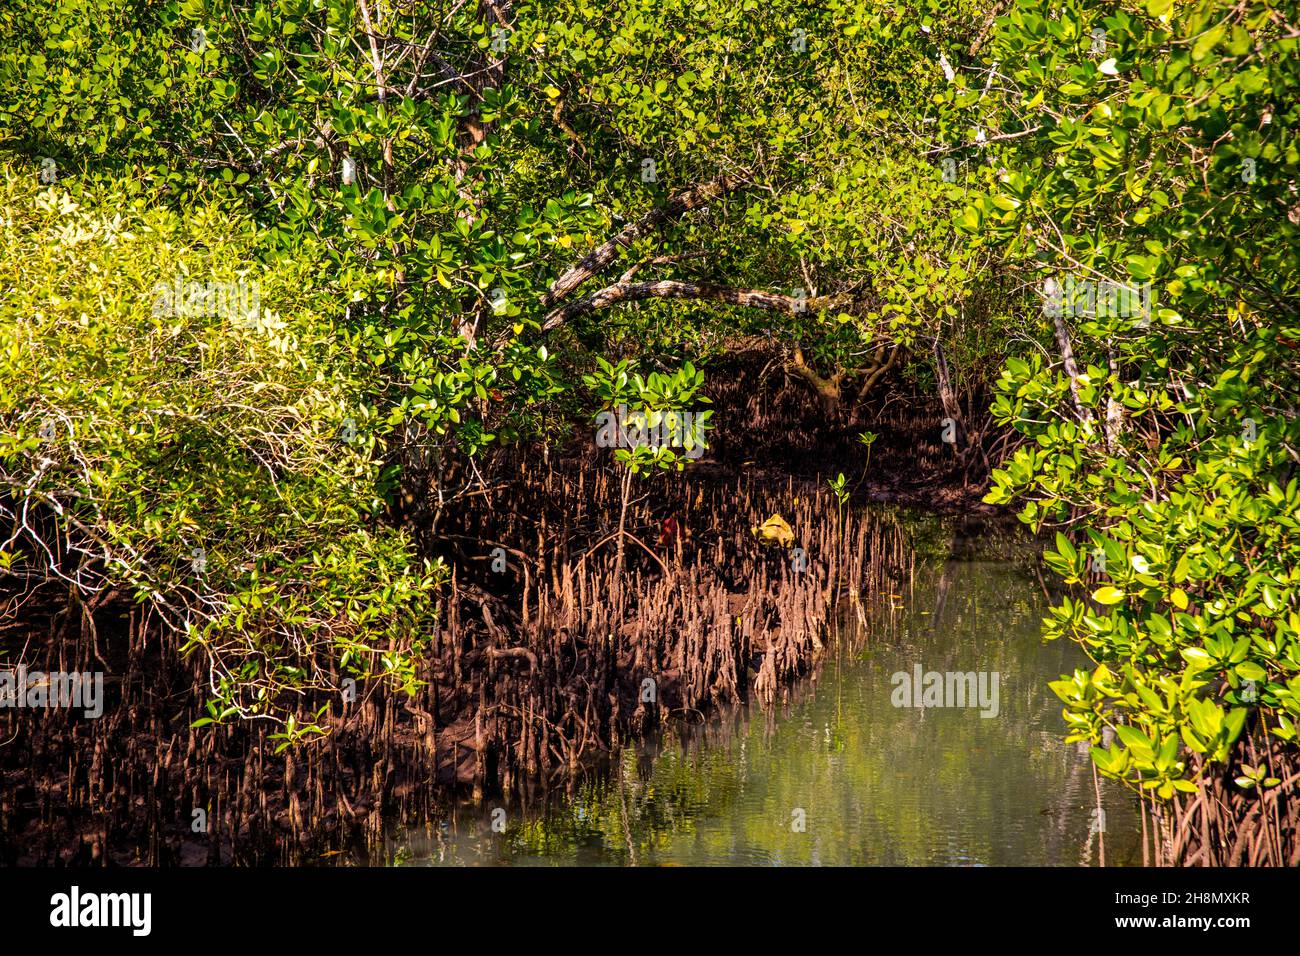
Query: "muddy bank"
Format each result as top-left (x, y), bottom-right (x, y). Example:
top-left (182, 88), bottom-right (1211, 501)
top-left (0, 473), bottom-right (911, 865)
top-left (693, 347), bottom-right (1007, 511)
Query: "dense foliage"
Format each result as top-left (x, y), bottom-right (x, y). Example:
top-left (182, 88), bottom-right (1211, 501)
top-left (0, 166), bottom-right (443, 740)
top-left (1, 0), bottom-right (1296, 853)
top-left (962, 0), bottom-right (1300, 805)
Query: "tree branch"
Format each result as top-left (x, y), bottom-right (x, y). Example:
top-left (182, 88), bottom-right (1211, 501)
top-left (855, 343), bottom-right (904, 402)
top-left (537, 174), bottom-right (744, 311)
top-left (967, 0), bottom-right (1010, 59)
top-left (788, 346), bottom-right (844, 406)
top-left (539, 279), bottom-right (852, 335)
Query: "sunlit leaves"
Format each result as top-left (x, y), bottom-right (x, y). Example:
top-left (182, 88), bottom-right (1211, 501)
top-left (975, 0), bottom-right (1300, 798)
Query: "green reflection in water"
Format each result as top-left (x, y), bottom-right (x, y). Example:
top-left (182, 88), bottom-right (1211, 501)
top-left (396, 513), bottom-right (1143, 867)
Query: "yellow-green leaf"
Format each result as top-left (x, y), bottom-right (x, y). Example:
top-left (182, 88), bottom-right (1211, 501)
top-left (1093, 585), bottom-right (1126, 605)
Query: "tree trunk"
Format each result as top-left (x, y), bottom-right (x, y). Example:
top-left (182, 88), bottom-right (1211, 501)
top-left (933, 338), bottom-right (962, 443)
top-left (789, 346), bottom-right (843, 414)
top-left (1052, 311), bottom-right (1096, 430)
top-left (615, 467), bottom-right (632, 590)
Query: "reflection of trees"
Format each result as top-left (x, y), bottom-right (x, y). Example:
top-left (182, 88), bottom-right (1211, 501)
top-left (403, 512), bottom-right (1143, 865)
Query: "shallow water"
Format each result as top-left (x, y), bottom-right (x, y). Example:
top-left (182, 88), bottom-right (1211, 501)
top-left (391, 516), bottom-right (1144, 866)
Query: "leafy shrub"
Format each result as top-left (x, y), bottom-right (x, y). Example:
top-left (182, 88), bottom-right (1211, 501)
top-left (0, 160), bottom-right (445, 742)
top-left (966, 0), bottom-right (1300, 802)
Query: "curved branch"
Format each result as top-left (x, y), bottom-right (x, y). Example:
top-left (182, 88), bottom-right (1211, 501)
top-left (788, 346), bottom-right (844, 406)
top-left (855, 343), bottom-right (904, 402)
top-left (537, 174), bottom-right (744, 310)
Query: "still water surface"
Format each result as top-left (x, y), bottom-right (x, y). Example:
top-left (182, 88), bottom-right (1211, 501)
top-left (393, 516), bottom-right (1143, 866)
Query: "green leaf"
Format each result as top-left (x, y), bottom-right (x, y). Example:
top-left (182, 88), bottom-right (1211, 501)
top-left (1116, 724), bottom-right (1154, 757)
top-left (1092, 585), bottom-right (1126, 605)
top-left (1235, 661), bottom-right (1266, 682)
top-left (1192, 26), bottom-right (1224, 62)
